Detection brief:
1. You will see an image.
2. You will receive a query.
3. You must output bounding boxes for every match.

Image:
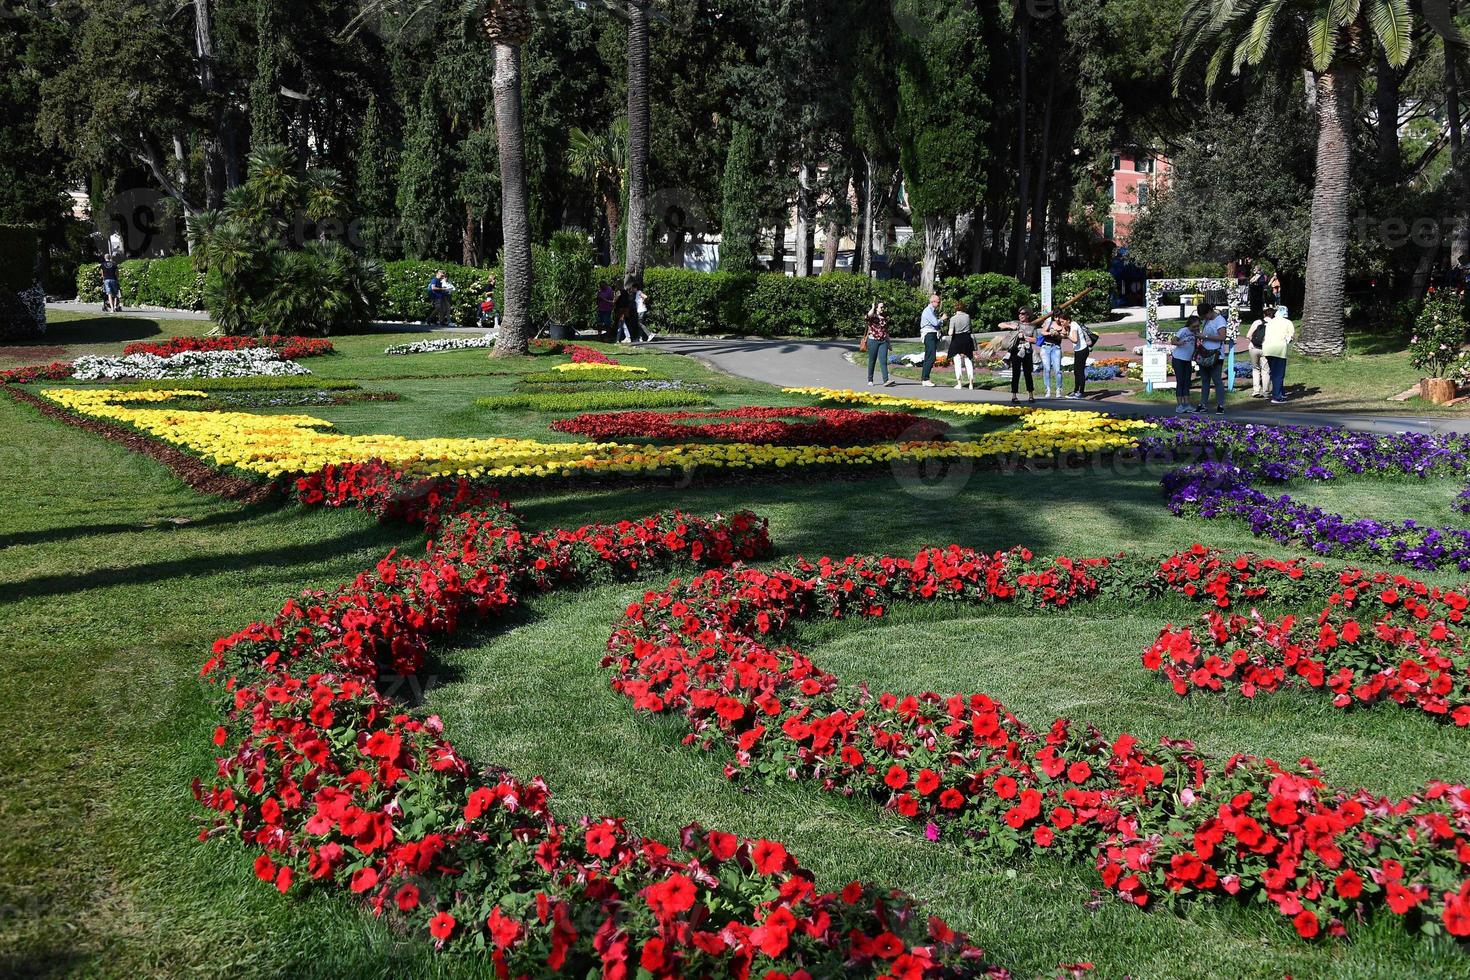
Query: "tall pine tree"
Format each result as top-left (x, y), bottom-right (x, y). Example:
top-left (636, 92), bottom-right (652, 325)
top-left (249, 0), bottom-right (287, 150)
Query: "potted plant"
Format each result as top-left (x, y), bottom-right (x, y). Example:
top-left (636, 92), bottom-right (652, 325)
top-left (533, 234), bottom-right (595, 340)
top-left (1408, 293), bottom-right (1469, 404)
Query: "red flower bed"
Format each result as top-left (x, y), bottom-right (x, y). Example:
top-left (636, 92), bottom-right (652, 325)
top-left (196, 493), bottom-right (1005, 976)
top-left (606, 544), bottom-right (1470, 941)
top-left (532, 340), bottom-right (618, 364)
top-left (0, 361), bottom-right (72, 384)
top-left (1145, 571), bottom-right (1470, 722)
top-left (123, 335), bottom-right (335, 359)
top-left (552, 407), bottom-right (950, 445)
top-left (293, 460), bottom-right (504, 531)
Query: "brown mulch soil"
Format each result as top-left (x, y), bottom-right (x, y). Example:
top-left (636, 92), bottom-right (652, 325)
top-left (4, 385), bottom-right (277, 504)
top-left (1, 344), bottom-right (68, 363)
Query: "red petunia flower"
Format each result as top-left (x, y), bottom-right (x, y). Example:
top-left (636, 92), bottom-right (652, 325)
top-left (884, 765), bottom-right (909, 790)
top-left (752, 839), bottom-right (789, 875)
top-left (428, 911), bottom-right (455, 941)
top-left (394, 884), bottom-right (420, 911)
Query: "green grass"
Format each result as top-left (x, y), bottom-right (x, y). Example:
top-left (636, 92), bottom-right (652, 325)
top-left (6, 311), bottom-right (1470, 977)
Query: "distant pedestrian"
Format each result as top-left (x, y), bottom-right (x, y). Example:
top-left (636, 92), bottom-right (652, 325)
top-left (1269, 273), bottom-right (1282, 307)
top-left (947, 301), bottom-right (975, 389)
top-left (1063, 314), bottom-right (1093, 399)
top-left (633, 281), bottom-right (656, 341)
top-left (1261, 304), bottom-right (1295, 403)
top-left (1247, 314), bottom-right (1268, 398)
top-left (1037, 314), bottom-right (1065, 399)
top-left (1172, 315), bottom-right (1199, 414)
top-left (1008, 308), bottom-right (1037, 404)
top-left (99, 255), bottom-right (122, 312)
top-left (596, 280), bottom-right (616, 339)
top-left (1196, 302), bottom-right (1228, 414)
top-left (864, 301), bottom-right (894, 386)
top-left (427, 269), bottom-right (454, 326)
top-left (920, 293), bottom-right (944, 386)
top-left (613, 287), bottom-right (634, 344)
top-left (479, 288), bottom-right (496, 330)
top-left (1248, 266), bottom-right (1267, 322)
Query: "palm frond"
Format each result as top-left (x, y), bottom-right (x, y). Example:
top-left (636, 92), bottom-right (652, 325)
top-left (1307, 1), bottom-right (1341, 71)
top-left (1364, 0), bottom-right (1413, 67)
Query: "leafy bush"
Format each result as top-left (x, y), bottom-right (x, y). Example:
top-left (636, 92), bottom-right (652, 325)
top-left (201, 146), bottom-right (384, 336)
top-left (935, 274), bottom-right (1035, 332)
top-left (379, 260), bottom-right (491, 328)
top-left (1409, 293), bottom-right (1469, 378)
top-left (77, 256), bottom-right (208, 310)
top-left (1056, 269), bottom-right (1116, 322)
top-left (474, 390), bottom-right (713, 412)
top-left (532, 240), bottom-right (595, 328)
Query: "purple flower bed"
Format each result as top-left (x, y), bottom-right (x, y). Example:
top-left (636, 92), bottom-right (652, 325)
top-left (1152, 419), bottom-right (1470, 572)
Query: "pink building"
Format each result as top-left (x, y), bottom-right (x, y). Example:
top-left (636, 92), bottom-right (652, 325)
top-left (1105, 149), bottom-right (1170, 244)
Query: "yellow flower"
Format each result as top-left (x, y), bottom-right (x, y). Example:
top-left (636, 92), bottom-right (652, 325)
top-left (551, 362), bottom-right (648, 374)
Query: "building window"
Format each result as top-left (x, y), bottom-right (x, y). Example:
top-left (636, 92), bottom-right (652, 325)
top-left (1109, 179), bottom-right (1117, 203)
top-left (1103, 218), bottom-right (1115, 240)
top-left (1136, 183), bottom-right (1150, 207)
top-left (1111, 154), bottom-right (1121, 172)
top-left (1136, 155), bottom-right (1155, 174)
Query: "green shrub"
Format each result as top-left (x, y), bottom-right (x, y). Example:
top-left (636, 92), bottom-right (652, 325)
top-left (134, 256), bottom-right (207, 309)
top-left (1057, 269), bottom-right (1118, 322)
top-left (1409, 294), bottom-right (1469, 378)
top-left (532, 240), bottom-right (595, 329)
top-left (642, 268), bottom-right (749, 335)
top-left (935, 274), bottom-right (1035, 332)
top-left (379, 259), bottom-right (491, 328)
top-left (474, 390), bottom-right (713, 412)
top-left (0, 224), bottom-right (40, 294)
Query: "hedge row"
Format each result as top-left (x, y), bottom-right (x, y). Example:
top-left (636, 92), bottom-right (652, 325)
top-left (76, 256), bottom-right (209, 310)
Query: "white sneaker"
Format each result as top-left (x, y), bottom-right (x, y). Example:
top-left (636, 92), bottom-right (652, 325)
top-left (954, 382), bottom-right (963, 389)
top-left (922, 380), bottom-right (936, 387)
top-left (867, 380), bottom-right (875, 386)
top-left (1174, 404), bottom-right (1187, 414)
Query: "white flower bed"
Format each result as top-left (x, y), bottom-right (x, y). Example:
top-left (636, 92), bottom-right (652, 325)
top-left (384, 333), bottom-right (497, 356)
top-left (69, 348), bottom-right (312, 382)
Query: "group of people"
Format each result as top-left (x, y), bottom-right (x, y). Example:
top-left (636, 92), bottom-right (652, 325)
top-left (1167, 301), bottom-right (1296, 412)
top-left (863, 294), bottom-right (1096, 401)
top-left (596, 280), bottom-right (656, 344)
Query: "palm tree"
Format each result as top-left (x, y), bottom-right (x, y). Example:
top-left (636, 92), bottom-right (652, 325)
top-left (485, 1), bottom-right (535, 356)
top-left (568, 120), bottom-right (628, 264)
top-left (1177, 0), bottom-right (1414, 356)
top-left (623, 0), bottom-right (650, 289)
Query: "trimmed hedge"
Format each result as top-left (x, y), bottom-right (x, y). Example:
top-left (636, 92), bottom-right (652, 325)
top-left (521, 367), bottom-right (668, 385)
top-left (474, 390), bottom-right (713, 412)
top-left (379, 260), bottom-right (493, 328)
top-left (935, 274), bottom-right (1038, 332)
top-left (589, 265), bottom-right (932, 339)
top-left (76, 256), bottom-right (207, 310)
top-left (1057, 269), bottom-right (1116, 322)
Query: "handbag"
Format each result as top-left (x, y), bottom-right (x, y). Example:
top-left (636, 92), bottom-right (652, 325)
top-left (859, 333), bottom-right (869, 353)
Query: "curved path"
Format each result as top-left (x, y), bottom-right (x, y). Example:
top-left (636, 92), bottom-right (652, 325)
top-left (648, 336), bottom-right (1470, 437)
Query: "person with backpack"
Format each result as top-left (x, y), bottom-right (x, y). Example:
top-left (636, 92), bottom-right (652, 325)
top-left (1064, 314), bottom-right (1096, 399)
top-left (1195, 302), bottom-right (1228, 414)
top-left (1247, 314), bottom-right (1269, 398)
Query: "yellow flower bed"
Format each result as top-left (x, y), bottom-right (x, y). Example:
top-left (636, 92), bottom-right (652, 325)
top-left (42, 388), bottom-right (1144, 481)
top-left (551, 362), bottom-right (648, 374)
top-left (784, 387), bottom-right (1032, 417)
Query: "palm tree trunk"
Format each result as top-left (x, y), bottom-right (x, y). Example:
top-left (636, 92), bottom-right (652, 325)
top-left (623, 0), bottom-right (650, 290)
top-left (1447, 30), bottom-right (1469, 269)
top-left (492, 42), bottom-right (532, 356)
top-left (603, 193), bottom-right (622, 266)
top-left (1300, 67), bottom-right (1355, 357)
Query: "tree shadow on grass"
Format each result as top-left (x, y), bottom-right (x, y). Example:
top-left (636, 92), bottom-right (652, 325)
top-left (6, 316), bottom-right (165, 349)
top-left (0, 523), bottom-right (401, 606)
top-left (0, 500), bottom-right (283, 551)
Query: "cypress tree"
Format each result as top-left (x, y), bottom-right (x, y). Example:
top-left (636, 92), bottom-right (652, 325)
top-left (718, 122), bottom-right (761, 273)
top-left (249, 0), bottom-right (287, 149)
top-left (395, 82), bottom-right (457, 261)
top-left (353, 95), bottom-right (399, 259)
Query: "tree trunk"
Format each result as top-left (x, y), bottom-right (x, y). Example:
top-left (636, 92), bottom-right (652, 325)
top-left (492, 43), bottom-right (532, 356)
top-left (861, 154), bottom-right (875, 277)
top-left (770, 211), bottom-right (787, 273)
top-left (920, 214), bottom-right (944, 294)
top-left (822, 219), bottom-right (840, 273)
top-left (1010, 17), bottom-right (1030, 279)
top-left (793, 161), bottom-right (812, 276)
top-left (1300, 67), bottom-right (1355, 357)
top-left (603, 192), bottom-right (622, 266)
top-left (463, 201), bottom-right (478, 266)
top-left (1375, 49), bottom-right (1401, 177)
top-left (623, 0), bottom-right (650, 289)
top-left (1025, 63), bottom-right (1056, 284)
top-left (193, 0), bottom-right (226, 210)
top-left (1447, 30), bottom-right (1470, 270)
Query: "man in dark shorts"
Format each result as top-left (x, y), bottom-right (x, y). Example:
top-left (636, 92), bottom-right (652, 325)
top-left (100, 255), bottom-right (122, 312)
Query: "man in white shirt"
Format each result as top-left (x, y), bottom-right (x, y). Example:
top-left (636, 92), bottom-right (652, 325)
top-left (919, 294), bottom-right (945, 387)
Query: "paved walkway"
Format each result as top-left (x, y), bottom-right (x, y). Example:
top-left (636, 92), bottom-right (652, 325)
top-left (647, 336), bottom-right (1470, 437)
top-left (47, 301), bottom-right (214, 321)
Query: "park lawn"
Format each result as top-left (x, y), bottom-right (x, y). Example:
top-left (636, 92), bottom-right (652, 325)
top-left (7, 365), bottom-right (1470, 978)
